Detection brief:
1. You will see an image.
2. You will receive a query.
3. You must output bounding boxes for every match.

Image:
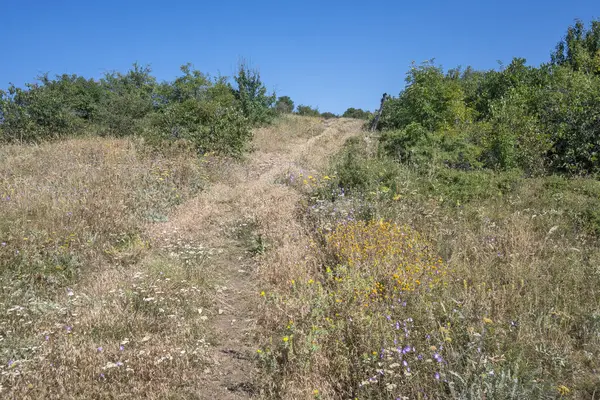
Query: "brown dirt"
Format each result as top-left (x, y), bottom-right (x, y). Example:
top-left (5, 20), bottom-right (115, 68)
top-left (147, 117), bottom-right (363, 398)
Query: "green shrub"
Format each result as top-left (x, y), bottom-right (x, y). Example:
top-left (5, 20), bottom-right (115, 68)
top-left (379, 122), bottom-right (432, 165)
top-left (275, 96), bottom-right (294, 114)
top-left (375, 21), bottom-right (600, 176)
top-left (342, 107), bottom-right (371, 119)
top-left (95, 64), bottom-right (156, 137)
top-left (233, 62), bottom-right (276, 125)
top-left (331, 137), bottom-right (400, 195)
top-left (539, 66), bottom-right (600, 174)
top-left (0, 77), bottom-right (89, 141)
top-left (320, 112), bottom-right (337, 119)
top-left (1, 62), bottom-right (263, 156)
top-left (296, 104), bottom-right (320, 117)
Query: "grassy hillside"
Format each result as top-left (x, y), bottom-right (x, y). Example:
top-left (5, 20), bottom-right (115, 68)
top-left (254, 19), bottom-right (600, 400)
top-left (2, 17), bottom-right (600, 400)
top-left (257, 135), bottom-right (600, 399)
top-left (0, 137), bottom-right (212, 397)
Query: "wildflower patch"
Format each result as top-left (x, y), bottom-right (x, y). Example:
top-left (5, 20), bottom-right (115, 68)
top-left (325, 220), bottom-right (448, 296)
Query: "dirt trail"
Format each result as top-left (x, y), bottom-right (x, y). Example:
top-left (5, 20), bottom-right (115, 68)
top-left (148, 117), bottom-right (363, 398)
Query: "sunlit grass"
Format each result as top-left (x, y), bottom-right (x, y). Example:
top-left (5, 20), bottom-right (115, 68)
top-left (257, 134), bottom-right (600, 399)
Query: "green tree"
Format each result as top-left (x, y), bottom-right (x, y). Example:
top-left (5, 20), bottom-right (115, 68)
top-left (538, 66), bottom-right (600, 173)
top-left (275, 96), bottom-right (294, 114)
top-left (96, 63), bottom-right (156, 136)
top-left (233, 62), bottom-right (276, 125)
top-left (551, 19), bottom-right (600, 74)
top-left (380, 61), bottom-right (472, 132)
top-left (320, 112), bottom-right (338, 119)
top-left (149, 64), bottom-right (250, 156)
top-left (342, 107), bottom-right (370, 119)
top-left (296, 104), bottom-right (320, 117)
top-left (0, 73), bottom-right (101, 141)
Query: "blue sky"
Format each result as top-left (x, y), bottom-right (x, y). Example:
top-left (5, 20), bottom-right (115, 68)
top-left (1, 1), bottom-right (598, 114)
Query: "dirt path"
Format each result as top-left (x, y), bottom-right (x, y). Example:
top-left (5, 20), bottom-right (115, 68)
top-left (148, 117), bottom-right (363, 398)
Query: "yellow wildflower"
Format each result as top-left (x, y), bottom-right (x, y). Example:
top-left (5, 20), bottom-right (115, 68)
top-left (557, 385), bottom-right (570, 396)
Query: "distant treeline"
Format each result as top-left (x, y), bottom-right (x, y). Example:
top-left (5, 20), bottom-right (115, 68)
top-left (379, 19), bottom-right (600, 175)
top-left (0, 63), bottom-right (373, 154)
top-left (275, 96), bottom-right (372, 120)
top-left (0, 63), bottom-right (278, 155)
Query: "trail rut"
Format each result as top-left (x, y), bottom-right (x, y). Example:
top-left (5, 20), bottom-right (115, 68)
top-left (148, 117), bottom-right (363, 398)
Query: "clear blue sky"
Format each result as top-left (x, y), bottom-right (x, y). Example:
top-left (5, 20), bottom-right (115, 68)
top-left (1, 1), bottom-right (598, 114)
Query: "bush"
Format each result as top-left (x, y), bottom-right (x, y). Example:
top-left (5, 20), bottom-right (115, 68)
top-left (233, 62), bottom-right (276, 125)
top-left (376, 20), bottom-right (600, 176)
top-left (147, 65), bottom-right (251, 156)
top-left (296, 104), bottom-right (320, 117)
top-left (0, 76), bottom-right (92, 141)
top-left (539, 66), bottom-right (600, 174)
top-left (0, 62), bottom-right (268, 156)
top-left (342, 107), bottom-right (371, 119)
top-left (275, 96), bottom-right (294, 114)
top-left (330, 137), bottom-right (400, 195)
top-left (320, 112), bottom-right (338, 119)
top-left (380, 61), bottom-right (473, 132)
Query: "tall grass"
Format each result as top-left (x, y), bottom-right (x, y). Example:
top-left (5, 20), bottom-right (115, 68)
top-left (257, 135), bottom-right (600, 399)
top-left (0, 137), bottom-right (212, 398)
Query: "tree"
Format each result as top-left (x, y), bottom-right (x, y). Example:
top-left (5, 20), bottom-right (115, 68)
top-left (551, 19), bottom-right (600, 75)
top-left (380, 61), bottom-right (472, 132)
top-left (296, 104), bottom-right (320, 117)
top-left (97, 63), bottom-right (157, 136)
top-left (233, 62), bottom-right (276, 125)
top-left (321, 112), bottom-right (338, 119)
top-left (342, 107), bottom-right (371, 119)
top-left (275, 96), bottom-right (294, 114)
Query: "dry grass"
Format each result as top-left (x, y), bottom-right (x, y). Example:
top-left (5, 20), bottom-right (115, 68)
top-left (0, 137), bottom-right (213, 398)
top-left (252, 115), bottom-right (324, 154)
top-left (256, 133), bottom-right (600, 399)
